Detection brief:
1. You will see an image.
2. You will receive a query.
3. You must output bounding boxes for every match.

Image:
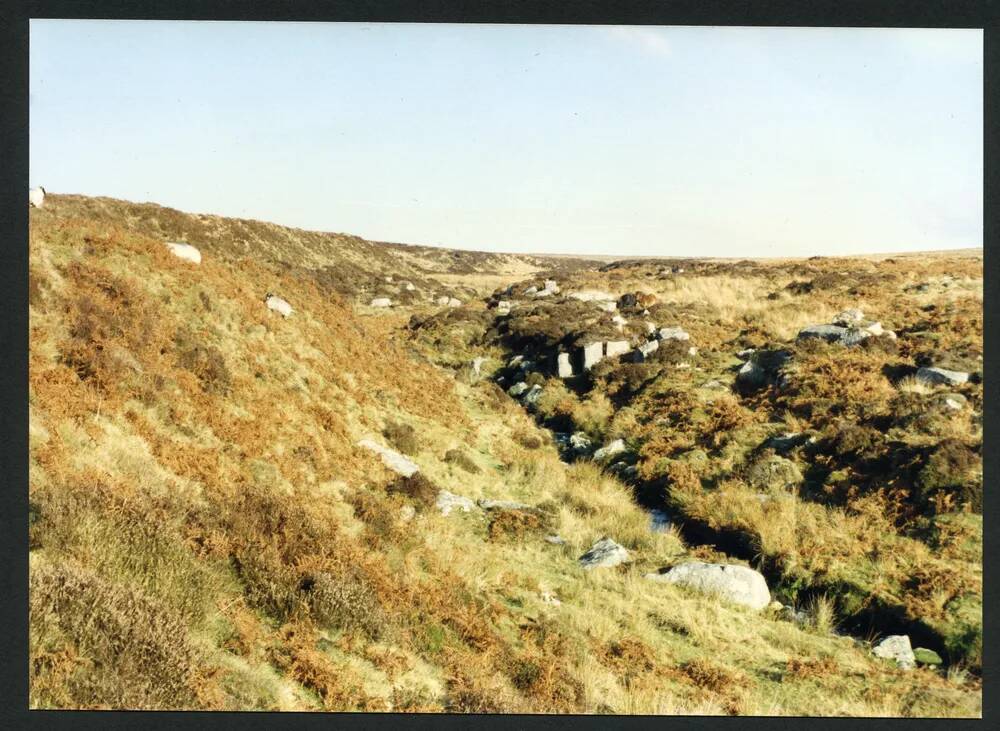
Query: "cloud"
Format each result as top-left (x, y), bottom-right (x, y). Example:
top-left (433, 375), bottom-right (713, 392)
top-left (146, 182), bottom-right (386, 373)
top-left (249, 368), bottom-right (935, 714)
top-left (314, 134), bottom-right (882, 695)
top-left (605, 25), bottom-right (672, 57)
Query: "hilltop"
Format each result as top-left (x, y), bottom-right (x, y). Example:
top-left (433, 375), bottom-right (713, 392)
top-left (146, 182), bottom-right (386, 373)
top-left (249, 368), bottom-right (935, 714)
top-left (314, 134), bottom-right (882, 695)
top-left (28, 195), bottom-right (982, 715)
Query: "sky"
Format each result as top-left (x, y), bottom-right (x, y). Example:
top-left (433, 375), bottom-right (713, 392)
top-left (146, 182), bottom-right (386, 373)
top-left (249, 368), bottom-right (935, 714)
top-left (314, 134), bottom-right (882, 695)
top-left (29, 22), bottom-right (983, 257)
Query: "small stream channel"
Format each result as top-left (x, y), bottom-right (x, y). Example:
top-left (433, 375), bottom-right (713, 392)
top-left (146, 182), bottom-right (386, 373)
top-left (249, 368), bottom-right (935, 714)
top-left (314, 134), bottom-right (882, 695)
top-left (546, 423), bottom-right (953, 665)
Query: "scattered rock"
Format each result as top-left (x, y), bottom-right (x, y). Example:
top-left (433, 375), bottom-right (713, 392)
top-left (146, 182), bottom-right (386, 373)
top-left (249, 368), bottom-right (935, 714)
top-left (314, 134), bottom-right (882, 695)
top-left (569, 432), bottom-right (593, 454)
top-left (436, 490), bottom-right (476, 516)
top-left (645, 561), bottom-right (771, 610)
top-left (937, 392), bottom-right (967, 411)
top-left (357, 439), bottom-right (420, 477)
top-left (915, 366), bottom-right (969, 387)
top-left (578, 537), bottom-right (630, 570)
top-left (839, 329), bottom-right (873, 347)
top-left (523, 384), bottom-right (544, 406)
top-left (593, 439), bottom-right (627, 462)
top-left (508, 382), bottom-right (529, 397)
top-left (913, 648), bottom-right (943, 666)
top-left (631, 339), bottom-right (660, 362)
top-left (605, 340), bottom-right (631, 359)
top-left (798, 324), bottom-right (848, 342)
top-left (872, 635), bottom-right (916, 670)
top-left (658, 326), bottom-right (690, 341)
top-left (569, 290), bottom-right (617, 302)
top-left (557, 352), bottom-right (574, 378)
top-left (582, 342), bottom-right (604, 371)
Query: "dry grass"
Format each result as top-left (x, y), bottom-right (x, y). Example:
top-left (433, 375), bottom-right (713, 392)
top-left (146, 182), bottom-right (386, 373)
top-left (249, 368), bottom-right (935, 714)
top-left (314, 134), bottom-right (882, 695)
top-left (26, 197), bottom-right (981, 716)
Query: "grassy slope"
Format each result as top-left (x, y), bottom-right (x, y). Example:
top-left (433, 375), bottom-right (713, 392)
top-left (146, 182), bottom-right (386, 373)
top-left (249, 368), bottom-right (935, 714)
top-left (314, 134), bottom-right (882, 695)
top-left (28, 197), bottom-right (980, 715)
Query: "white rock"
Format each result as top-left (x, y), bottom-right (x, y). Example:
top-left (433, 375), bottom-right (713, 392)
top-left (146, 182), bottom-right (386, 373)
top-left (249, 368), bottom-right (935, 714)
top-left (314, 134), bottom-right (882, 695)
top-left (582, 342), bottom-right (604, 371)
top-left (569, 290), bottom-right (617, 302)
top-left (524, 286), bottom-right (538, 296)
top-left (597, 301), bottom-right (618, 313)
top-left (534, 288), bottom-right (553, 298)
top-left (915, 366), bottom-right (970, 387)
top-left (632, 339), bottom-right (660, 362)
top-left (605, 340), bottom-right (631, 359)
top-left (644, 322), bottom-right (657, 334)
top-left (687, 346), bottom-right (698, 356)
top-left (471, 357), bottom-right (487, 377)
top-left (508, 354), bottom-right (524, 368)
top-left (612, 314), bottom-right (628, 329)
top-left (645, 561), bottom-right (771, 610)
top-left (447, 297), bottom-right (462, 308)
top-left (578, 537), bottom-right (630, 570)
top-left (658, 327), bottom-right (690, 341)
top-left (385, 276), bottom-right (394, 283)
top-left (399, 504), bottom-right (417, 522)
top-left (370, 297), bottom-right (393, 308)
top-left (545, 534), bottom-right (566, 545)
top-left (593, 439), bottom-right (626, 462)
top-left (436, 296), bottom-right (451, 306)
top-left (403, 281), bottom-right (416, 291)
top-left (544, 280), bottom-right (558, 291)
top-left (357, 439), bottom-right (420, 477)
top-left (872, 635), bottom-right (916, 670)
top-left (557, 352), bottom-right (574, 378)
top-left (436, 490), bottom-right (475, 516)
top-left (569, 432), bottom-right (592, 453)
top-left (496, 300), bottom-right (512, 315)
top-left (165, 241), bottom-right (202, 264)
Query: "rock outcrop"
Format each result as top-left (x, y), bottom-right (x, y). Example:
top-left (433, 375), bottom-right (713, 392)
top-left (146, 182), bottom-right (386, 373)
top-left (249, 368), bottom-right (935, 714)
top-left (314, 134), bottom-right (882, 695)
top-left (644, 561), bottom-right (771, 610)
top-left (872, 635), bottom-right (916, 670)
top-left (578, 538), bottom-right (630, 570)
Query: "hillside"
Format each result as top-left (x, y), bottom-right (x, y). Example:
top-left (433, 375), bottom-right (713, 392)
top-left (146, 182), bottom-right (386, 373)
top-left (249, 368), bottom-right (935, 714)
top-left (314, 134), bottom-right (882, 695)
top-left (28, 195), bottom-right (982, 715)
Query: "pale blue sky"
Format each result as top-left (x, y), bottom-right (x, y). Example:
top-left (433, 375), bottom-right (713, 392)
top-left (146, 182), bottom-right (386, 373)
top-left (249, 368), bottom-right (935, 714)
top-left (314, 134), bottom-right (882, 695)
top-left (30, 22), bottom-right (982, 257)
